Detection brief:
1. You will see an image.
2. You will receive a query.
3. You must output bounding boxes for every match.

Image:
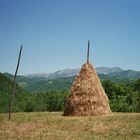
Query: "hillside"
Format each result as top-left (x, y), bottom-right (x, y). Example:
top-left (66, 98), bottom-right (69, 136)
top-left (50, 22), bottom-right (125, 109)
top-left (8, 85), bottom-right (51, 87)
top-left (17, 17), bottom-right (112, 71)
top-left (0, 112), bottom-right (140, 140)
top-left (3, 67), bottom-right (140, 92)
top-left (0, 73), bottom-right (32, 112)
top-left (1, 72), bottom-right (140, 113)
top-left (0, 73), bottom-right (68, 113)
top-left (27, 76), bottom-right (75, 92)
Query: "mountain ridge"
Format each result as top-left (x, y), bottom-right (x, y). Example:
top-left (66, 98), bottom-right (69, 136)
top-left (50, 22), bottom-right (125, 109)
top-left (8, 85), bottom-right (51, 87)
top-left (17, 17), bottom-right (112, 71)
top-left (3, 67), bottom-right (140, 93)
top-left (23, 67), bottom-right (124, 79)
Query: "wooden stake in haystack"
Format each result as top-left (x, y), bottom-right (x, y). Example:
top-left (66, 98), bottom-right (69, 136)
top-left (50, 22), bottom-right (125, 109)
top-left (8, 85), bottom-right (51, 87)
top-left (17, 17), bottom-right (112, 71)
top-left (64, 41), bottom-right (112, 116)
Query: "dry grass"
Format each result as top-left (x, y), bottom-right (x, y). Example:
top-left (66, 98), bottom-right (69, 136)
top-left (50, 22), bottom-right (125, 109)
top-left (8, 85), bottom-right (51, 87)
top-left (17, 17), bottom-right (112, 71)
top-left (0, 112), bottom-right (140, 140)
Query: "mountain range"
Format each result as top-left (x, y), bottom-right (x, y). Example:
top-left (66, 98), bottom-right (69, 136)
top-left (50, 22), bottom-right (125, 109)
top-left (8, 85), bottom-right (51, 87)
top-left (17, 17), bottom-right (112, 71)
top-left (3, 67), bottom-right (140, 93)
top-left (24, 67), bottom-right (123, 79)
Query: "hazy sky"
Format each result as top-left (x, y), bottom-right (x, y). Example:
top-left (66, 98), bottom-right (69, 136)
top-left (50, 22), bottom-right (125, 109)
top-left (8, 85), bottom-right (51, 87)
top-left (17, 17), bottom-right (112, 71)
top-left (0, 0), bottom-right (140, 74)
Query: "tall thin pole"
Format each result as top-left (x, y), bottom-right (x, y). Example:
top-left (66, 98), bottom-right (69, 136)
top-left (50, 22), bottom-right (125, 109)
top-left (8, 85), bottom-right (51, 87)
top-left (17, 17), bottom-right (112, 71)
top-left (87, 40), bottom-right (90, 63)
top-left (8, 45), bottom-right (23, 120)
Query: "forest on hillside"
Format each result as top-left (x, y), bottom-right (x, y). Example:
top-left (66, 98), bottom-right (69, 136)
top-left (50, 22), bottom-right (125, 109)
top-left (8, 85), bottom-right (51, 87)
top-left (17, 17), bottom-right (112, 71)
top-left (0, 73), bottom-right (140, 113)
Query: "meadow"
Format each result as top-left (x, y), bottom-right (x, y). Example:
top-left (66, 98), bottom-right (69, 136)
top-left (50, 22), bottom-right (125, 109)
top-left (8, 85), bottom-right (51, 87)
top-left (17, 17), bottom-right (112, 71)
top-left (0, 112), bottom-right (140, 140)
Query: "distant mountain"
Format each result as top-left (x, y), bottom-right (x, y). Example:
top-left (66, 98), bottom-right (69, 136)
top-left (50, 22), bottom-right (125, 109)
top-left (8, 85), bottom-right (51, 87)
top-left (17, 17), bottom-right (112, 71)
top-left (25, 73), bottom-right (49, 79)
top-left (25, 68), bottom-right (80, 79)
top-left (3, 67), bottom-right (140, 93)
top-left (24, 67), bottom-right (123, 80)
top-left (96, 67), bottom-right (123, 74)
top-left (46, 68), bottom-right (80, 79)
top-left (110, 70), bottom-right (140, 78)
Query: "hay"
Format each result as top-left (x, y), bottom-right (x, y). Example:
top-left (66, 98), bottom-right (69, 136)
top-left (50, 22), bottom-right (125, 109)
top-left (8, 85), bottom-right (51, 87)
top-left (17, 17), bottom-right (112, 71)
top-left (63, 63), bottom-right (112, 116)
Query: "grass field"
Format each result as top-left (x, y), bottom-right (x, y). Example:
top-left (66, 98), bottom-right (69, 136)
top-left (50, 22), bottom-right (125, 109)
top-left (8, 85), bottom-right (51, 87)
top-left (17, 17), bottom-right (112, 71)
top-left (0, 112), bottom-right (140, 140)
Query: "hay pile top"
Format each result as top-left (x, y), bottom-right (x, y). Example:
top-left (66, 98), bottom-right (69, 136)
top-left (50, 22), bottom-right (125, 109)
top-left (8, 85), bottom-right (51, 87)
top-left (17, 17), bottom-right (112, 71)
top-left (64, 63), bottom-right (112, 116)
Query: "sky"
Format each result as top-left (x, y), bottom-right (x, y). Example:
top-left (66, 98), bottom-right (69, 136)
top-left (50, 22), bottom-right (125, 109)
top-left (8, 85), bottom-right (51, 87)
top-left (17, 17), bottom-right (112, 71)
top-left (0, 0), bottom-right (140, 75)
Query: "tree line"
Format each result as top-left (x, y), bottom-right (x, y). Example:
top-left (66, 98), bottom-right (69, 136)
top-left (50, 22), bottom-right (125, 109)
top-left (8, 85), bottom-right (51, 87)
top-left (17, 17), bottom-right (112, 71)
top-left (0, 73), bottom-right (140, 113)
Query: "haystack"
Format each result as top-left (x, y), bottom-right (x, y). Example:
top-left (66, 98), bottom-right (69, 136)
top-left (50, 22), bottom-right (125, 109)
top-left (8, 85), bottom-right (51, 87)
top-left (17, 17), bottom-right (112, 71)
top-left (64, 40), bottom-right (111, 116)
top-left (64, 63), bottom-right (112, 116)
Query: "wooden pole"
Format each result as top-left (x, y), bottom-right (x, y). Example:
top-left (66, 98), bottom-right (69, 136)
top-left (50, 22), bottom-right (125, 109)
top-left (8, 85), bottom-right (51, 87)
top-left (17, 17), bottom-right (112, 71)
top-left (8, 45), bottom-right (23, 120)
top-left (87, 40), bottom-right (90, 63)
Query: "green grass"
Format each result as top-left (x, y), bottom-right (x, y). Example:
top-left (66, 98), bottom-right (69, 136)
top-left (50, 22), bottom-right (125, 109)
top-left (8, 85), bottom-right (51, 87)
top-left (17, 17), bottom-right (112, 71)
top-left (0, 112), bottom-right (140, 140)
